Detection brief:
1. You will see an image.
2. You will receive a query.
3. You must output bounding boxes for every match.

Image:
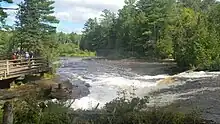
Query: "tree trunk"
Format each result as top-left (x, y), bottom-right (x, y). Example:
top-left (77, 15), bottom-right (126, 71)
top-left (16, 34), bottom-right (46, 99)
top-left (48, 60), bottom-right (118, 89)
top-left (2, 101), bottom-right (13, 124)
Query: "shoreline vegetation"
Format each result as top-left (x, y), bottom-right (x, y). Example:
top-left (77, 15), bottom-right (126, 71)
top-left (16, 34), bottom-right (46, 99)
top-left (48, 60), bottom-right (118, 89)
top-left (58, 43), bottom-right (96, 57)
top-left (79, 0), bottom-right (220, 71)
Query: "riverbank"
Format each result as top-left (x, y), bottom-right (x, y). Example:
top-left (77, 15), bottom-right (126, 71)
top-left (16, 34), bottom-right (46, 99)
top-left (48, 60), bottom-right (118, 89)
top-left (0, 77), bottom-right (69, 102)
top-left (0, 74), bottom-right (90, 104)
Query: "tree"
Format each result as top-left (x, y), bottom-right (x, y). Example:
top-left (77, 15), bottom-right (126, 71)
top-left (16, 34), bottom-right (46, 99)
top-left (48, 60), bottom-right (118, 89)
top-left (13, 0), bottom-right (59, 56)
top-left (57, 32), bottom-right (71, 44)
top-left (69, 32), bottom-right (81, 44)
top-left (80, 0), bottom-right (220, 70)
top-left (80, 18), bottom-right (100, 51)
top-left (0, 30), bottom-right (12, 58)
top-left (178, 0), bottom-right (201, 11)
top-left (135, 0), bottom-right (174, 57)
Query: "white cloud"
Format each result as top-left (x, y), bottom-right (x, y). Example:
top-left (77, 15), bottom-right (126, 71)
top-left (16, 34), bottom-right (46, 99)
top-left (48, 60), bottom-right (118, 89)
top-left (4, 0), bottom-right (125, 33)
top-left (53, 0), bottom-right (125, 22)
top-left (3, 4), bottom-right (18, 25)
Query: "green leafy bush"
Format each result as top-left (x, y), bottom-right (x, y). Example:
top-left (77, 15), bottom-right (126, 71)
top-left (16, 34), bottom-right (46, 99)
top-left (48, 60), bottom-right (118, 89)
top-left (0, 108), bottom-right (3, 124)
top-left (0, 92), bottom-right (208, 124)
top-left (13, 94), bottom-right (74, 124)
top-left (58, 43), bottom-right (95, 57)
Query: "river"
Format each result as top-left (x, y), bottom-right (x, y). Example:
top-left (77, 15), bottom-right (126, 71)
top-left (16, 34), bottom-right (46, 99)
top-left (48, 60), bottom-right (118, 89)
top-left (57, 57), bottom-right (220, 122)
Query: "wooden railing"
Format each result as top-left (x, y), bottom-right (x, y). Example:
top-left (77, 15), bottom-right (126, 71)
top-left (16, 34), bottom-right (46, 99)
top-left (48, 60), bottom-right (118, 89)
top-left (0, 58), bottom-right (50, 80)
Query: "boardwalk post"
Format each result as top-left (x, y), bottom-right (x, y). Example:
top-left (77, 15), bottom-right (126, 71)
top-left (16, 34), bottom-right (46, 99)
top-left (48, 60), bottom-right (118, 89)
top-left (6, 60), bottom-right (9, 75)
top-left (58, 83), bottom-right (62, 89)
top-left (2, 101), bottom-right (13, 124)
top-left (4, 71), bottom-right (6, 78)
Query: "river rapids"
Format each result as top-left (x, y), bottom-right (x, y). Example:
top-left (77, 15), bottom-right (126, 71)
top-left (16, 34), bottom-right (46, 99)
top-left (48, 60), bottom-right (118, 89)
top-left (57, 57), bottom-right (220, 122)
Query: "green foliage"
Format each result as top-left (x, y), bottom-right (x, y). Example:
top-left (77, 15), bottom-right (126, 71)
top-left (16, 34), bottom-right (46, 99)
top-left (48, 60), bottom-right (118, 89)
top-left (0, 107), bottom-right (2, 123)
top-left (156, 37), bottom-right (173, 59)
top-left (13, 94), bottom-right (73, 124)
top-left (11, 0), bottom-right (59, 58)
top-left (58, 43), bottom-right (95, 57)
top-left (80, 0), bottom-right (175, 58)
top-left (0, 30), bottom-right (12, 58)
top-left (55, 32), bottom-right (95, 57)
top-left (80, 0), bottom-right (220, 71)
top-left (172, 6), bottom-right (220, 70)
top-left (172, 8), bottom-right (199, 68)
top-left (9, 94), bottom-right (205, 124)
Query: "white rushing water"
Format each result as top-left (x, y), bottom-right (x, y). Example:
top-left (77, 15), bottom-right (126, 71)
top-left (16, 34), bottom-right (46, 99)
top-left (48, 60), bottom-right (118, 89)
top-left (70, 71), bottom-right (220, 110)
top-left (70, 74), bottom-right (167, 110)
top-left (58, 58), bottom-right (220, 110)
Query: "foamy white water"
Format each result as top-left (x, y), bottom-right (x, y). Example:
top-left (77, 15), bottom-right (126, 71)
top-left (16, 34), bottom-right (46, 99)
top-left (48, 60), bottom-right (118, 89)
top-left (58, 58), bottom-right (220, 110)
top-left (176, 71), bottom-right (220, 78)
top-left (71, 74), bottom-right (164, 110)
top-left (70, 71), bottom-right (220, 110)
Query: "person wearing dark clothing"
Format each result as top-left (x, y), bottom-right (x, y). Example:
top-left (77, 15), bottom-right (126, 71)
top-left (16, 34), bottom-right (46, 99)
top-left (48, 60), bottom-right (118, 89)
top-left (29, 51), bottom-right (34, 59)
top-left (29, 51), bottom-right (34, 65)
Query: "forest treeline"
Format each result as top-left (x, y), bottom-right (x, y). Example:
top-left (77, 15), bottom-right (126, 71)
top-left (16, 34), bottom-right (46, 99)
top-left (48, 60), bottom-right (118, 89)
top-left (80, 0), bottom-right (220, 70)
top-left (0, 30), bottom-right (94, 58)
top-left (2, 0), bottom-right (220, 70)
top-left (0, 0), bottom-right (93, 61)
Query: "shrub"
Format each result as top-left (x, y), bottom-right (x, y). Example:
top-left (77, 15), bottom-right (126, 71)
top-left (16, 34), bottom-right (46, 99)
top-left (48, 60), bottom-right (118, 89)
top-left (58, 43), bottom-right (95, 57)
top-left (13, 94), bottom-right (74, 124)
top-left (0, 92), bottom-right (209, 124)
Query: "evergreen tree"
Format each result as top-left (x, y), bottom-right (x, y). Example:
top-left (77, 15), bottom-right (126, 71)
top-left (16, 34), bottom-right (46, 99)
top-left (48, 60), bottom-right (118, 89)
top-left (13, 0), bottom-right (59, 56)
top-left (80, 0), bottom-right (220, 70)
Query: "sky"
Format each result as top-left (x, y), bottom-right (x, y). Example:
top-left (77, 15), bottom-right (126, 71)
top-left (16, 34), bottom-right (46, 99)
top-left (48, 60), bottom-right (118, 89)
top-left (1, 0), bottom-right (125, 34)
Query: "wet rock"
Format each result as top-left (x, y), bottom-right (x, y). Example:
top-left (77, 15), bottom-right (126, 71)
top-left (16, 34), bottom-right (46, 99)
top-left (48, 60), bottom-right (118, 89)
top-left (150, 75), bottom-right (220, 123)
top-left (71, 79), bottom-right (90, 99)
top-left (82, 76), bottom-right (92, 80)
top-left (50, 86), bottom-right (72, 100)
top-left (85, 83), bottom-right (91, 88)
top-left (48, 78), bottom-right (75, 100)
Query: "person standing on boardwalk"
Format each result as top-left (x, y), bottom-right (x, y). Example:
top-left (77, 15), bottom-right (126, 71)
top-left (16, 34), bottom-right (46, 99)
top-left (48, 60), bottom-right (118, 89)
top-left (29, 51), bottom-right (34, 59)
top-left (12, 53), bottom-right (17, 60)
top-left (12, 53), bottom-right (17, 66)
top-left (29, 51), bottom-right (34, 65)
top-left (25, 52), bottom-right (30, 60)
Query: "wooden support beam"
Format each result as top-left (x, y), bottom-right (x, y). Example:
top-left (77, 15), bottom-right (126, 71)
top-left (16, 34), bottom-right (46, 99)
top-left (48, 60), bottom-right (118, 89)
top-left (2, 101), bottom-right (13, 124)
top-left (6, 60), bottom-right (9, 76)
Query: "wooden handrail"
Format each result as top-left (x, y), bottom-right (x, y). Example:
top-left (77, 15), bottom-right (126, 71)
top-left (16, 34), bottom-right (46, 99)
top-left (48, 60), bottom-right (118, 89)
top-left (0, 57), bottom-right (45, 62)
top-left (0, 57), bottom-right (49, 80)
top-left (8, 57), bottom-right (45, 62)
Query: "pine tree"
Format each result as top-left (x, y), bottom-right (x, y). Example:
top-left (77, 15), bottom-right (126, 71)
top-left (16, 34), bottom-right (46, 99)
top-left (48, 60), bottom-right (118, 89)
top-left (13, 0), bottom-right (59, 55)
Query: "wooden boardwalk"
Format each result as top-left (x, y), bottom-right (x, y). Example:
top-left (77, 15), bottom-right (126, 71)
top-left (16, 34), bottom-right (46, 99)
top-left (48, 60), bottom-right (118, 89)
top-left (0, 58), bottom-right (50, 80)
